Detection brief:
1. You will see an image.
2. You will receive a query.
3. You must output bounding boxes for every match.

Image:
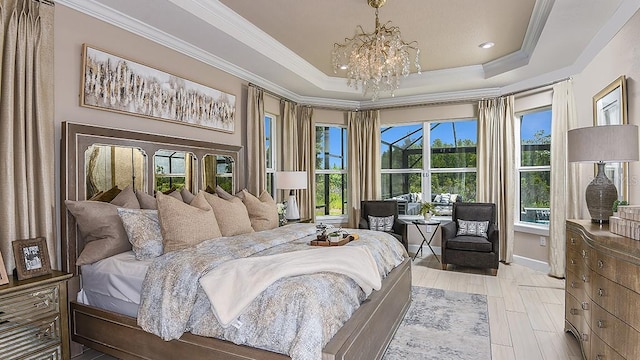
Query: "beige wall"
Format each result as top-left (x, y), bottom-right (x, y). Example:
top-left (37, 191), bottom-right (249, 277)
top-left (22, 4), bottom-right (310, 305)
top-left (52, 5), bottom-right (640, 266)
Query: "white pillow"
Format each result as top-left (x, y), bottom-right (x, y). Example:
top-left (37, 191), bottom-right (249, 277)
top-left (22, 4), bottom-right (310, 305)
top-left (117, 208), bottom-right (163, 260)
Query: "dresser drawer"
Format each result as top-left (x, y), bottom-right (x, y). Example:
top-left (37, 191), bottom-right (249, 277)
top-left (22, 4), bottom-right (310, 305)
top-left (0, 284), bottom-right (59, 322)
top-left (566, 268), bottom-right (588, 301)
top-left (592, 272), bottom-right (640, 332)
top-left (0, 314), bottom-right (61, 360)
top-left (591, 332), bottom-right (625, 360)
top-left (591, 301), bottom-right (640, 360)
top-left (565, 291), bottom-right (591, 350)
top-left (590, 250), bottom-right (640, 294)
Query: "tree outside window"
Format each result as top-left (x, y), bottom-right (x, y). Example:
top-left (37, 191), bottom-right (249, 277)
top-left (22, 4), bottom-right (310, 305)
top-left (315, 125), bottom-right (347, 217)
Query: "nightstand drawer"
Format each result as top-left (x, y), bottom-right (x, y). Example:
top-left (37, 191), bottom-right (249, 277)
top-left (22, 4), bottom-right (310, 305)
top-left (0, 284), bottom-right (59, 323)
top-left (0, 313), bottom-right (61, 359)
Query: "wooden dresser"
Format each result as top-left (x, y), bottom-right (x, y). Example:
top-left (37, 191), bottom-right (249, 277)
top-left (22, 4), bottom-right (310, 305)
top-left (566, 220), bottom-right (640, 360)
top-left (0, 271), bottom-right (72, 360)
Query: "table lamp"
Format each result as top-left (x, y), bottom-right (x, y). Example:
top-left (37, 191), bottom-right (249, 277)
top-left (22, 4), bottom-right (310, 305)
top-left (276, 171), bottom-right (307, 220)
top-left (568, 124), bottom-right (639, 223)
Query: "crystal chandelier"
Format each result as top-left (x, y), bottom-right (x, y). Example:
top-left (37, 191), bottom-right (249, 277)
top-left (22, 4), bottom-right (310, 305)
top-left (332, 0), bottom-right (421, 100)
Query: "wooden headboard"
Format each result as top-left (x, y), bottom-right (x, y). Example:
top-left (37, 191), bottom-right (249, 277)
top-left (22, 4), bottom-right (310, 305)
top-left (60, 121), bottom-right (244, 276)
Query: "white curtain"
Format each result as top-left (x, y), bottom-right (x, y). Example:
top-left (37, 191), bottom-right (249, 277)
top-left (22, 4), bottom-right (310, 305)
top-left (0, 0), bottom-right (55, 272)
top-left (347, 110), bottom-right (381, 228)
top-left (298, 106), bottom-right (315, 220)
top-left (246, 86), bottom-right (266, 195)
top-left (477, 96), bottom-right (515, 264)
top-left (549, 80), bottom-right (580, 278)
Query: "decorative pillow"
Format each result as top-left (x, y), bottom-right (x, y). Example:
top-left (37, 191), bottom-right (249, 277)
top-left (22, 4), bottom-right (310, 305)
top-left (117, 208), bottom-right (163, 260)
top-left (136, 190), bottom-right (157, 210)
top-left (214, 185), bottom-right (235, 200)
top-left (202, 191), bottom-right (254, 236)
top-left (65, 200), bottom-right (132, 265)
top-left (180, 188), bottom-right (196, 204)
top-left (89, 186), bottom-right (121, 202)
top-left (167, 189), bottom-right (184, 202)
top-left (440, 193), bottom-right (451, 204)
top-left (156, 192), bottom-right (222, 253)
top-left (239, 189), bottom-right (279, 231)
top-left (456, 219), bottom-right (489, 238)
top-left (110, 185), bottom-right (140, 209)
top-left (368, 215), bottom-right (395, 232)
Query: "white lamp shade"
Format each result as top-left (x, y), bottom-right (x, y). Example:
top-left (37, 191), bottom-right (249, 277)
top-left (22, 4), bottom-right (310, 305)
top-left (276, 171), bottom-right (308, 190)
top-left (568, 124), bottom-right (639, 163)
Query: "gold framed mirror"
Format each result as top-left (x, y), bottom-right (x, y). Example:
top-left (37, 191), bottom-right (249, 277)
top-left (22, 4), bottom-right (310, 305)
top-left (153, 150), bottom-right (197, 194)
top-left (203, 154), bottom-right (235, 193)
top-left (85, 144), bottom-right (146, 199)
top-left (592, 75), bottom-right (628, 200)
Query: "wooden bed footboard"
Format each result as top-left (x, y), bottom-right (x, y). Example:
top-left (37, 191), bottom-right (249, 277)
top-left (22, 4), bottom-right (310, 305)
top-left (70, 258), bottom-right (411, 360)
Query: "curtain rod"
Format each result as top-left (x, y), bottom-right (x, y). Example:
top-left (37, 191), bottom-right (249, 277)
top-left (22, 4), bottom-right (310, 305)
top-left (34, 0), bottom-right (55, 6)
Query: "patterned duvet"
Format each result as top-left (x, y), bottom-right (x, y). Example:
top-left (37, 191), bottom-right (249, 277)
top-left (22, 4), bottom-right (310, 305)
top-left (137, 224), bottom-right (407, 360)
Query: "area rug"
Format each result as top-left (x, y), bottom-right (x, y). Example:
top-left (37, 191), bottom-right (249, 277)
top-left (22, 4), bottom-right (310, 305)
top-left (383, 286), bottom-right (491, 360)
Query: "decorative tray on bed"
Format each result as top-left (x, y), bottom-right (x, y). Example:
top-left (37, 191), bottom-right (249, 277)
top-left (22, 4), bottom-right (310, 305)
top-left (310, 234), bottom-right (359, 246)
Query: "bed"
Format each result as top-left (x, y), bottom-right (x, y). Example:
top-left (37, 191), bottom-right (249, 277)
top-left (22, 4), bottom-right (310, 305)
top-left (60, 122), bottom-right (412, 360)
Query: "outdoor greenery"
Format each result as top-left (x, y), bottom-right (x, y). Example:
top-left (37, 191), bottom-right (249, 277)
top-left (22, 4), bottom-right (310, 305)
top-left (520, 129), bottom-right (551, 209)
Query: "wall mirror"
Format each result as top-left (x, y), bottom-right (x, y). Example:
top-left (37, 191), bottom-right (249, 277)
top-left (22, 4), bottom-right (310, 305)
top-left (203, 154), bottom-right (235, 193)
top-left (85, 144), bottom-right (146, 199)
top-left (154, 150), bottom-right (197, 194)
top-left (593, 75), bottom-right (628, 200)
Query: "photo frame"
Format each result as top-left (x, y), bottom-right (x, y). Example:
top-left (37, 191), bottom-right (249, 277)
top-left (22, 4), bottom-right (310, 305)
top-left (593, 75), bottom-right (628, 200)
top-left (0, 251), bottom-right (9, 285)
top-left (12, 237), bottom-right (52, 281)
top-left (81, 44), bottom-right (236, 133)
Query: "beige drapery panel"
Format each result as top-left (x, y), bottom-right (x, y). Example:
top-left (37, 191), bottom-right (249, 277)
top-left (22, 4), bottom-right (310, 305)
top-left (549, 80), bottom-right (579, 278)
top-left (246, 86), bottom-right (266, 195)
top-left (347, 110), bottom-right (381, 228)
top-left (0, 0), bottom-right (55, 273)
top-left (280, 100), bottom-right (315, 220)
top-left (477, 96), bottom-right (515, 264)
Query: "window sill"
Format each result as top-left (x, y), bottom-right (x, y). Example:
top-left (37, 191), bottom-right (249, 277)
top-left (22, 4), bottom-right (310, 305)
top-left (315, 215), bottom-right (348, 225)
top-left (514, 222), bottom-right (549, 236)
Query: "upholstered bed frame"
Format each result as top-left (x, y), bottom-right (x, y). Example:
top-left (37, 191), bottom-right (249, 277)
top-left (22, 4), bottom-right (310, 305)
top-left (60, 122), bottom-right (412, 360)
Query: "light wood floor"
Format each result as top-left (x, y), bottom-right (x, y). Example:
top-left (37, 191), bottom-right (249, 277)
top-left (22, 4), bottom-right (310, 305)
top-left (72, 254), bottom-right (582, 360)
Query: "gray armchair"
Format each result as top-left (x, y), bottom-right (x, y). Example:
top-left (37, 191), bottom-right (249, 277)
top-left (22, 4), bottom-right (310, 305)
top-left (441, 202), bottom-right (499, 275)
top-left (359, 200), bottom-right (407, 250)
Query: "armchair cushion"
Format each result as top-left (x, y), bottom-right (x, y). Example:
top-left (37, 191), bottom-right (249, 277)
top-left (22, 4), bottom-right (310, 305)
top-left (456, 219), bottom-right (489, 238)
top-left (447, 235), bottom-right (493, 252)
top-left (368, 215), bottom-right (395, 231)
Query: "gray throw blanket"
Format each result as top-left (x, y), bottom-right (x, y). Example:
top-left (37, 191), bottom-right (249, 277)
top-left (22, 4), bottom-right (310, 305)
top-left (137, 224), bottom-right (407, 360)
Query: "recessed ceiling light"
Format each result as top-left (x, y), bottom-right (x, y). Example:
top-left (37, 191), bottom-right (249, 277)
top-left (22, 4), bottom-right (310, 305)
top-left (479, 42), bottom-right (495, 49)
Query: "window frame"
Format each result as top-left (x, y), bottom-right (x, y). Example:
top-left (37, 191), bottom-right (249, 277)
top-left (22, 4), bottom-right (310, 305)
top-left (265, 112), bottom-right (276, 197)
top-left (514, 107), bottom-right (552, 234)
top-left (315, 123), bottom-right (348, 222)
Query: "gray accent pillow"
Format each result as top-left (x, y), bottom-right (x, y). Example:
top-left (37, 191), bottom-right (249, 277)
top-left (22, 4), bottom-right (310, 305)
top-left (136, 190), bottom-right (157, 210)
top-left (368, 215), bottom-right (394, 231)
top-left (239, 189), bottom-right (278, 231)
top-left (110, 185), bottom-right (140, 208)
top-left (180, 188), bottom-right (196, 203)
top-left (65, 200), bottom-right (132, 265)
top-left (117, 208), bottom-right (163, 260)
top-left (202, 191), bottom-right (254, 236)
top-left (456, 219), bottom-right (489, 238)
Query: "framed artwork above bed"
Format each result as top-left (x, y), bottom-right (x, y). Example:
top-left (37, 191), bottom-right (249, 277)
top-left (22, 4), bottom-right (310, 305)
top-left (81, 44), bottom-right (236, 133)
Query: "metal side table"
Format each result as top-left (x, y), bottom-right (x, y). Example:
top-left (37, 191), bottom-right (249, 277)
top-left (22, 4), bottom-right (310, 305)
top-left (409, 220), bottom-right (441, 262)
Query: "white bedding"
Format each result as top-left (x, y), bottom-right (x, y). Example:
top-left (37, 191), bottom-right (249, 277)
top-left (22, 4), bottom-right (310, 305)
top-left (78, 251), bottom-right (151, 317)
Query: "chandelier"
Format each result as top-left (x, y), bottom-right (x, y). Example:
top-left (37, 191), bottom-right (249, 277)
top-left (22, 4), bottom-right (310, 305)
top-left (332, 0), bottom-right (421, 100)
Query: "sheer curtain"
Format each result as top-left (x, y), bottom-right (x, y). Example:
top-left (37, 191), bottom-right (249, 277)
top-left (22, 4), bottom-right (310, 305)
top-left (477, 96), bottom-right (515, 264)
top-left (549, 80), bottom-right (579, 278)
top-left (347, 110), bottom-right (381, 228)
top-left (0, 0), bottom-right (55, 272)
top-left (246, 86), bottom-right (266, 195)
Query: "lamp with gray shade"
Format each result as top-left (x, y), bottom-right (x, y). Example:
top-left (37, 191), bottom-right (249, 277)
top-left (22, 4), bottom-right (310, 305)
top-left (276, 171), bottom-right (307, 220)
top-left (568, 124), bottom-right (639, 223)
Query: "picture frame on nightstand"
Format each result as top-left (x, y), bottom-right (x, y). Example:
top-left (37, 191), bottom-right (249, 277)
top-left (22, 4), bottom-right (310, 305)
top-left (12, 237), bottom-right (52, 281)
top-left (0, 251), bottom-right (9, 285)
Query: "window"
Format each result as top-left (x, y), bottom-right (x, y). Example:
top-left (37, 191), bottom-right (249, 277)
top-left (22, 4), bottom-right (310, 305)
top-left (315, 125), bottom-right (347, 217)
top-left (265, 113), bottom-right (276, 196)
top-left (154, 150), bottom-right (193, 193)
top-left (381, 119), bottom-right (477, 216)
top-left (517, 108), bottom-right (551, 226)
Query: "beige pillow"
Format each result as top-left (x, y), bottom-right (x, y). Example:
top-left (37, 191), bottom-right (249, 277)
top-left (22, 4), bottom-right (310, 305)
top-left (157, 192), bottom-right (222, 253)
top-left (65, 200), bottom-right (132, 265)
top-left (240, 189), bottom-right (278, 231)
top-left (202, 191), bottom-right (254, 236)
top-left (136, 190), bottom-right (157, 210)
top-left (111, 185), bottom-right (140, 208)
top-left (167, 189), bottom-right (184, 202)
top-left (180, 188), bottom-right (196, 203)
top-left (215, 185), bottom-right (235, 200)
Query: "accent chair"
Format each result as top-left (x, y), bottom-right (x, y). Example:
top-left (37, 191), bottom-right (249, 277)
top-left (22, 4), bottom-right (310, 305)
top-left (359, 200), bottom-right (407, 250)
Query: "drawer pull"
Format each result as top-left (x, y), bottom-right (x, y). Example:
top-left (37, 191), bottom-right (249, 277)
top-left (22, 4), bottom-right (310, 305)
top-left (35, 327), bottom-right (51, 339)
top-left (570, 281), bottom-right (577, 289)
top-left (581, 333), bottom-right (589, 342)
top-left (598, 260), bottom-right (604, 269)
top-left (581, 302), bottom-right (589, 310)
top-left (597, 320), bottom-right (605, 328)
top-left (598, 288), bottom-right (605, 297)
top-left (570, 308), bottom-right (579, 315)
top-left (570, 259), bottom-right (576, 265)
top-left (35, 300), bottom-right (50, 309)
top-left (571, 238), bottom-right (576, 245)
top-left (582, 249), bottom-right (588, 258)
top-left (582, 275), bottom-right (589, 283)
